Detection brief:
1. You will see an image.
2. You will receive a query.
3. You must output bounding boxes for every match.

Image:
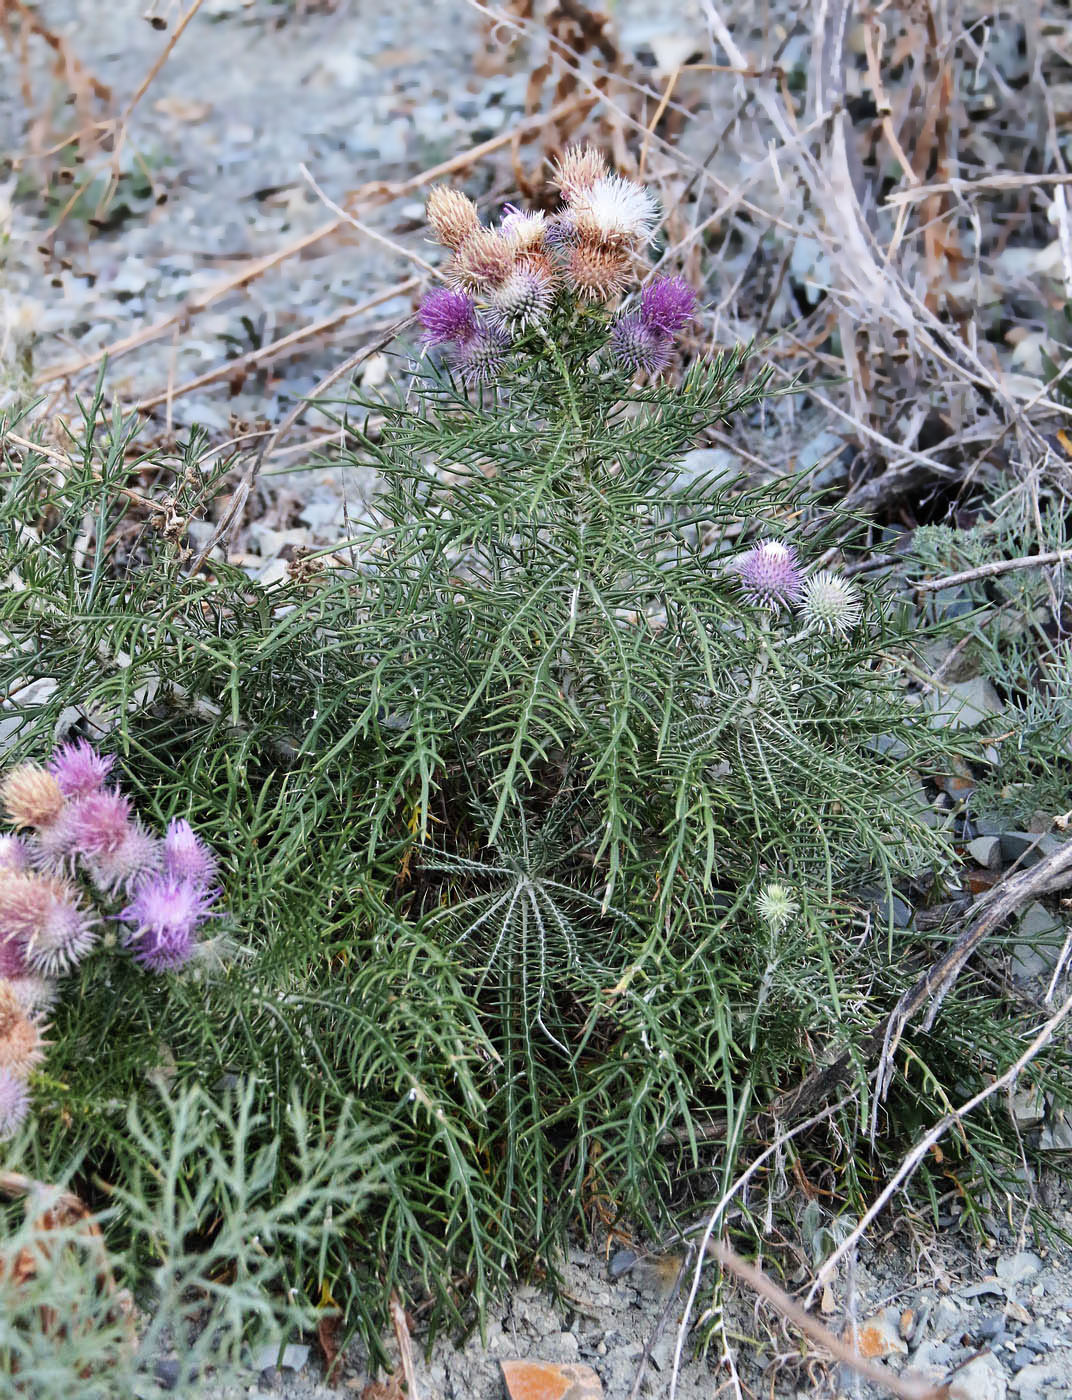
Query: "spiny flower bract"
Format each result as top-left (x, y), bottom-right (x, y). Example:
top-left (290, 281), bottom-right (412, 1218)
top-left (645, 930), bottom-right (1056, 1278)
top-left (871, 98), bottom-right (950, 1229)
top-left (451, 324), bottom-right (510, 385)
top-left (564, 241), bottom-right (631, 301)
top-left (87, 821), bottom-right (161, 897)
top-left (0, 982), bottom-right (45, 1077)
top-left (800, 571), bottom-right (863, 635)
top-left (488, 265), bottom-right (555, 331)
top-left (757, 882), bottom-right (799, 932)
top-left (449, 227), bottom-right (515, 293)
top-left (734, 540), bottom-right (804, 611)
top-left (610, 313), bottom-right (672, 376)
top-left (48, 740), bottom-right (114, 799)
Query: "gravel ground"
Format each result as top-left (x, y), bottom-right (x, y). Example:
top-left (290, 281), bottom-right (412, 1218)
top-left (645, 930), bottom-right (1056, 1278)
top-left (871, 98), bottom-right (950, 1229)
top-left (4, 5), bottom-right (1072, 1398)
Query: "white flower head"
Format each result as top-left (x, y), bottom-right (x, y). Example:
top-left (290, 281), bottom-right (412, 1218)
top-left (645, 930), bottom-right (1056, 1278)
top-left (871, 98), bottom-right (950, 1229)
top-left (499, 207), bottom-right (547, 252)
top-left (572, 176), bottom-right (660, 248)
top-left (757, 882), bottom-right (799, 932)
top-left (799, 571), bottom-right (862, 636)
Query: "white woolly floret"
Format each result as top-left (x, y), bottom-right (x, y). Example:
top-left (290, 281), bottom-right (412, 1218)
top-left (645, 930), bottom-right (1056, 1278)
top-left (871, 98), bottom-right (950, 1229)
top-left (799, 571), bottom-right (863, 636)
top-left (573, 176), bottom-right (660, 247)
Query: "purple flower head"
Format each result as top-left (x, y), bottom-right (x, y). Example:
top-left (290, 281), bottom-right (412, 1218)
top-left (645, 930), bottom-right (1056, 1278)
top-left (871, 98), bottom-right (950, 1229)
top-left (610, 313), bottom-right (672, 377)
top-left (48, 740), bottom-right (114, 800)
top-left (733, 540), bottom-right (804, 611)
top-left (418, 288), bottom-right (477, 347)
top-left (163, 819), bottom-right (217, 887)
top-left (0, 930), bottom-right (28, 980)
top-left (640, 276), bottom-right (696, 335)
top-left (450, 322), bottom-right (510, 385)
top-left (0, 1067), bottom-right (29, 1141)
top-left (63, 788), bottom-right (132, 860)
top-left (87, 822), bottom-right (161, 897)
top-left (0, 836), bottom-right (28, 874)
top-left (121, 874), bottom-right (217, 972)
top-left (543, 214), bottom-right (576, 248)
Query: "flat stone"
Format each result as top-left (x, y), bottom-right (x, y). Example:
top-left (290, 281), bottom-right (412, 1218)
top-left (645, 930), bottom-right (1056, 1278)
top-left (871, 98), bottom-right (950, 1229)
top-left (1011, 1359), bottom-right (1068, 1398)
top-left (846, 1308), bottom-right (908, 1358)
top-left (950, 1352), bottom-right (1008, 1400)
top-left (927, 677), bottom-right (1005, 729)
top-left (996, 1252), bottom-right (1043, 1285)
top-left (500, 1360), bottom-right (603, 1400)
top-left (1011, 903), bottom-right (1065, 982)
top-left (1001, 832), bottom-right (1064, 867)
top-left (968, 836), bottom-right (1002, 870)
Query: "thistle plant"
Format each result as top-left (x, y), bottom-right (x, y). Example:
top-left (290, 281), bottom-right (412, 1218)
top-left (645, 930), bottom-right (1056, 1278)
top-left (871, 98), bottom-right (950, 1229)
top-left (0, 153), bottom-right (1067, 1355)
top-left (0, 742), bottom-right (221, 1138)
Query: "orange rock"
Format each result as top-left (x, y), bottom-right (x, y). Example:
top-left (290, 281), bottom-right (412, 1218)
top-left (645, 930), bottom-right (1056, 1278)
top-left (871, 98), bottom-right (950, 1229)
top-left (846, 1311), bottom-right (908, 1359)
top-left (500, 1360), bottom-right (603, 1400)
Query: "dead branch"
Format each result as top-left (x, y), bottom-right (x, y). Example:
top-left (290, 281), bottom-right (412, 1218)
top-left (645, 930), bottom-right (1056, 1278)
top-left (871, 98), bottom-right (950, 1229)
top-left (812, 987), bottom-right (1072, 1298)
top-left (912, 549), bottom-right (1072, 592)
top-left (710, 1240), bottom-right (948, 1400)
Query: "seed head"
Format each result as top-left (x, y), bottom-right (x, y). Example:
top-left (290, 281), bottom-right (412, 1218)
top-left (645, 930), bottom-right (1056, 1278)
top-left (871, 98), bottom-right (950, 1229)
top-left (571, 176), bottom-right (660, 249)
top-left (564, 241), bottom-right (631, 301)
top-left (640, 276), bottom-right (696, 334)
top-left (488, 265), bottom-right (555, 331)
top-left (450, 323), bottom-right (510, 385)
top-left (549, 144), bottom-right (608, 204)
top-left (757, 882), bottom-right (799, 932)
top-left (163, 818), bottom-right (217, 886)
top-left (610, 313), bottom-right (672, 376)
top-left (0, 982), bottom-right (45, 1077)
top-left (418, 288), bottom-right (477, 346)
top-left (499, 205), bottom-right (547, 252)
top-left (87, 822), bottom-right (161, 897)
top-left (1, 764), bottom-right (65, 830)
top-left (48, 740), bottom-right (114, 799)
top-left (121, 875), bottom-right (218, 972)
top-left (733, 540), bottom-right (804, 611)
top-left (448, 227), bottom-right (516, 293)
top-left (425, 186), bottom-right (480, 249)
top-left (62, 788), bottom-right (132, 859)
top-left (799, 571), bottom-right (862, 635)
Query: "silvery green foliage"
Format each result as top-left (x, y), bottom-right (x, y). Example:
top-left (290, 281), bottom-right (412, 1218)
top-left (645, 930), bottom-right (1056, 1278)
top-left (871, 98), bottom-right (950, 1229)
top-left (0, 1079), bottom-right (388, 1398)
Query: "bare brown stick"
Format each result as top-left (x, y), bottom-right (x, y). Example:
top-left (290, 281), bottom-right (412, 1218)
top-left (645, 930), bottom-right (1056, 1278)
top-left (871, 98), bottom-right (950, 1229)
top-left (134, 279), bottom-right (417, 412)
top-left (887, 170), bottom-right (1072, 205)
top-left (813, 988), bottom-right (1072, 1297)
top-left (710, 1241), bottom-right (948, 1400)
top-left (912, 549), bottom-right (1072, 592)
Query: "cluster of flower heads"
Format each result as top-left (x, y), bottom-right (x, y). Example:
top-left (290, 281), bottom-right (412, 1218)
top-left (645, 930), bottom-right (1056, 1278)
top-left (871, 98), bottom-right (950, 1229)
top-left (417, 145), bottom-right (694, 382)
top-left (0, 741), bottom-right (220, 1139)
top-left (730, 539), bottom-right (863, 636)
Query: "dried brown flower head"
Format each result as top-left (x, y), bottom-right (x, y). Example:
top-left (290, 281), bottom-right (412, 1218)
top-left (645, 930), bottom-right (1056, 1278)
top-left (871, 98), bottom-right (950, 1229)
top-left (426, 186), bottom-right (480, 250)
top-left (1, 764), bottom-right (64, 830)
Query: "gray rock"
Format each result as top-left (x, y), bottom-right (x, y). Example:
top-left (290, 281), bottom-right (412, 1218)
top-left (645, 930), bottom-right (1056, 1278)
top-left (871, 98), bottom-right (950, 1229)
top-left (997, 1252), bottom-right (1043, 1285)
top-left (1000, 833), bottom-right (1065, 867)
top-left (968, 836), bottom-right (1003, 870)
top-left (950, 1352), bottom-right (1008, 1400)
top-left (1011, 1359), bottom-right (1070, 1398)
top-left (1011, 904), bottom-right (1065, 982)
top-left (927, 677), bottom-right (1006, 729)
